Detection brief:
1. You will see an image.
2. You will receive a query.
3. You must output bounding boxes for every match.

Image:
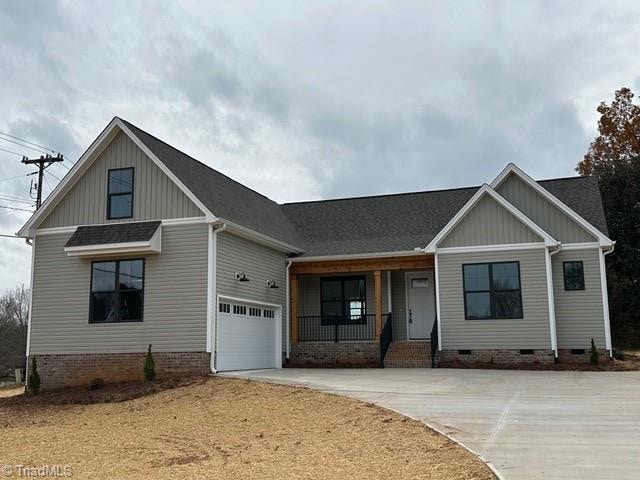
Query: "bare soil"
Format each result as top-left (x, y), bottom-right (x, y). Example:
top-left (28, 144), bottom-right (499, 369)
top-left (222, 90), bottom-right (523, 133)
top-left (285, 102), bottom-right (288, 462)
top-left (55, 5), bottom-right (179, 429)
top-left (0, 376), bottom-right (494, 480)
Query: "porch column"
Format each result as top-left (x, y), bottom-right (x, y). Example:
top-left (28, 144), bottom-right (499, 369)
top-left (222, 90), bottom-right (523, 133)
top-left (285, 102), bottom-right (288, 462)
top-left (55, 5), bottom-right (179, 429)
top-left (374, 270), bottom-right (382, 338)
top-left (290, 274), bottom-right (298, 344)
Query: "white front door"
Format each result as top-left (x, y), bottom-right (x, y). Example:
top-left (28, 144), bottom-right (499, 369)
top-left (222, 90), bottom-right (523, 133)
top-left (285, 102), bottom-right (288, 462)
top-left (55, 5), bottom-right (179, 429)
top-left (407, 271), bottom-right (436, 340)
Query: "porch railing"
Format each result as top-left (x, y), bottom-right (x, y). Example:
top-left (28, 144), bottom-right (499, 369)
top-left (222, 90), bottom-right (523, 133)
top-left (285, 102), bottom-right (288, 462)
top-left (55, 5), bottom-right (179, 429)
top-left (430, 315), bottom-right (438, 368)
top-left (297, 314), bottom-right (378, 342)
top-left (379, 312), bottom-right (393, 367)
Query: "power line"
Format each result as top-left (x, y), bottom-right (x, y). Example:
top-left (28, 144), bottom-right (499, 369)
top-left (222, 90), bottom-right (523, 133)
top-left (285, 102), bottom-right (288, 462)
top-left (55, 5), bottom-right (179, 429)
top-left (0, 131), bottom-right (60, 156)
top-left (0, 204), bottom-right (34, 213)
top-left (0, 234), bottom-right (20, 238)
top-left (0, 174), bottom-right (29, 183)
top-left (0, 146), bottom-right (26, 157)
top-left (0, 137), bottom-right (50, 155)
top-left (46, 170), bottom-right (61, 182)
top-left (43, 174), bottom-right (53, 192)
top-left (0, 195), bottom-right (35, 205)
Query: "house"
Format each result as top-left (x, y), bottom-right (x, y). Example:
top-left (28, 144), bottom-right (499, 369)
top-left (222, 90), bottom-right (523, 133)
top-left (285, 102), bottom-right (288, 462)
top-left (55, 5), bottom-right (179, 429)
top-left (18, 117), bottom-right (615, 389)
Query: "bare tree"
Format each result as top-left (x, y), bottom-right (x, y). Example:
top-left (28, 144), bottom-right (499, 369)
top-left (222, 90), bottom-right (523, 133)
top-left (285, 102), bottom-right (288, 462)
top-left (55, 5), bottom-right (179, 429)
top-left (0, 284), bottom-right (30, 377)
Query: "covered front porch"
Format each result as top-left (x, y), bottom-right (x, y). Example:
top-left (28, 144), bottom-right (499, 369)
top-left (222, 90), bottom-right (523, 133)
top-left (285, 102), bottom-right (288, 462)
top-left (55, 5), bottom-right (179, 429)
top-left (288, 254), bottom-right (437, 367)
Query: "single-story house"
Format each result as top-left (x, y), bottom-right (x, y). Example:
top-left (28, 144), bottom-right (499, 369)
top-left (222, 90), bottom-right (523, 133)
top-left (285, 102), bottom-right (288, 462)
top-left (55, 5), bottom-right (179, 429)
top-left (18, 117), bottom-right (615, 389)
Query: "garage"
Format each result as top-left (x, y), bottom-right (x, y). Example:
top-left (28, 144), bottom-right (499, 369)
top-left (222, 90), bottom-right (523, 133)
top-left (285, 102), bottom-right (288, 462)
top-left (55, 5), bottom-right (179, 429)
top-left (216, 298), bottom-right (282, 371)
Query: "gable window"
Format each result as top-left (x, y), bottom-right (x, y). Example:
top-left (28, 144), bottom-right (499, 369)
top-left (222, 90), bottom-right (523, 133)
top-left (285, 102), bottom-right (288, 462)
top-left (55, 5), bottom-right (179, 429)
top-left (90, 259), bottom-right (144, 323)
top-left (107, 168), bottom-right (134, 219)
top-left (563, 261), bottom-right (585, 291)
top-left (320, 276), bottom-right (366, 325)
top-left (463, 261), bottom-right (522, 320)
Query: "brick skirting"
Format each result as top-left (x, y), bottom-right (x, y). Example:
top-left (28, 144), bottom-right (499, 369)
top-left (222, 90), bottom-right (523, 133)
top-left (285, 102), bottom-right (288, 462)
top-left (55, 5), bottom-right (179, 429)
top-left (439, 349), bottom-right (555, 365)
top-left (288, 342), bottom-right (380, 366)
top-left (557, 349), bottom-right (611, 363)
top-left (29, 352), bottom-right (211, 391)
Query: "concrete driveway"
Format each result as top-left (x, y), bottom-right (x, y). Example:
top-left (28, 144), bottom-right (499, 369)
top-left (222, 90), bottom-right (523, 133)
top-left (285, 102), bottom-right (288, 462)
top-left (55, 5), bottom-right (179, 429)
top-left (222, 368), bottom-right (640, 480)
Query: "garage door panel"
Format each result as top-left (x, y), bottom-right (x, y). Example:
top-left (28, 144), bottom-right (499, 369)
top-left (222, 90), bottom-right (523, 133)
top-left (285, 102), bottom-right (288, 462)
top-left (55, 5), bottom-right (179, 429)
top-left (217, 301), bottom-right (280, 371)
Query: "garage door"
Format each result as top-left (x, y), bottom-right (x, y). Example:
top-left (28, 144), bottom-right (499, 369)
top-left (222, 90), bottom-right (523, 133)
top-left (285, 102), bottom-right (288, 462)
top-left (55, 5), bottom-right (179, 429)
top-left (217, 300), bottom-right (280, 371)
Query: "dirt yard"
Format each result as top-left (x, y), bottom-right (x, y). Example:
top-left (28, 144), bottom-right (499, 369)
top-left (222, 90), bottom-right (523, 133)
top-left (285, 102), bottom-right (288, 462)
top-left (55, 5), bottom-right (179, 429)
top-left (0, 377), bottom-right (493, 479)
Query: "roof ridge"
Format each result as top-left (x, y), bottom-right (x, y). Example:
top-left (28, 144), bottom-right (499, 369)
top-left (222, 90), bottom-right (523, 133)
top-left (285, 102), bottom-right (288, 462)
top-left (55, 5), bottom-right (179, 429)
top-left (118, 117), bottom-right (282, 207)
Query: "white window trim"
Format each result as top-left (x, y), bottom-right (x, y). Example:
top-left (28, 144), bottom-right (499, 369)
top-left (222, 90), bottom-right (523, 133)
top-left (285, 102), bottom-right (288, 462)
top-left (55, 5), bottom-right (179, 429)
top-left (425, 184), bottom-right (558, 253)
top-left (599, 247), bottom-right (613, 356)
top-left (490, 163), bottom-right (613, 247)
top-left (434, 253), bottom-right (442, 351)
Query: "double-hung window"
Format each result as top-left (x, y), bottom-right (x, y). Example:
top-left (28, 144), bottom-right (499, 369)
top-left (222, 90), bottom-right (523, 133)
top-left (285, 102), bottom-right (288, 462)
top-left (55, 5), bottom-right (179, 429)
top-left (90, 259), bottom-right (144, 323)
top-left (107, 168), bottom-right (134, 219)
top-left (563, 261), bottom-right (585, 291)
top-left (463, 261), bottom-right (522, 319)
top-left (320, 276), bottom-right (366, 325)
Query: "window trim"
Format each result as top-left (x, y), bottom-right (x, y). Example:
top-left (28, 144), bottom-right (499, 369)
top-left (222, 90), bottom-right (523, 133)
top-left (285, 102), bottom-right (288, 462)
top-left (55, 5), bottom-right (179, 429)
top-left (563, 260), bottom-right (585, 291)
top-left (107, 167), bottom-right (135, 220)
top-left (462, 261), bottom-right (523, 320)
top-left (320, 275), bottom-right (367, 325)
top-left (89, 258), bottom-right (145, 324)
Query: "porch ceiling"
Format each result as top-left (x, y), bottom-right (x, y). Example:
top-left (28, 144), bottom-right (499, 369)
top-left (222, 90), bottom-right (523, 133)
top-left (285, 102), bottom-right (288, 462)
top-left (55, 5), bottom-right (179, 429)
top-left (289, 254), bottom-right (434, 275)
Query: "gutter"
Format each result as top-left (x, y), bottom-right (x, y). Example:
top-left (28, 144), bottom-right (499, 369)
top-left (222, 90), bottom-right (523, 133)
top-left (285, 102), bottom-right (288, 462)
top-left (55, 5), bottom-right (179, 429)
top-left (209, 222), bottom-right (227, 374)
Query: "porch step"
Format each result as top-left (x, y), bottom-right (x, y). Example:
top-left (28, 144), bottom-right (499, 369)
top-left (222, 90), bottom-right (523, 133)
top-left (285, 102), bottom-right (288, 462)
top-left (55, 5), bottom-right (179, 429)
top-left (384, 341), bottom-right (432, 368)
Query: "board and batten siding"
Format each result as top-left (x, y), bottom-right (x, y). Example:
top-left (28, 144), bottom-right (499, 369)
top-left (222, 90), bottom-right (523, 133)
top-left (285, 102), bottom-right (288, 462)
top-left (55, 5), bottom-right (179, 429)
top-left (552, 248), bottom-right (606, 349)
top-left (496, 172), bottom-right (596, 243)
top-left (440, 195), bottom-right (542, 248)
top-left (40, 131), bottom-right (203, 228)
top-left (30, 223), bottom-right (209, 354)
top-left (438, 249), bottom-right (551, 349)
top-left (216, 231), bottom-right (288, 350)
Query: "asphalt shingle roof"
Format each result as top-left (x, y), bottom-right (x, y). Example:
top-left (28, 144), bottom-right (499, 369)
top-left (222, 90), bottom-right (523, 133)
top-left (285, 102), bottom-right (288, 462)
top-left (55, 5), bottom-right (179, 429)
top-left (65, 221), bottom-right (161, 247)
top-left (118, 118), bottom-right (609, 257)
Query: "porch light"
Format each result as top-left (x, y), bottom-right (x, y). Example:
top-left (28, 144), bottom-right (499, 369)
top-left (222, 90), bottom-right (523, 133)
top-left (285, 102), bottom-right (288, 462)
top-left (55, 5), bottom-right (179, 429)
top-left (234, 272), bottom-right (250, 282)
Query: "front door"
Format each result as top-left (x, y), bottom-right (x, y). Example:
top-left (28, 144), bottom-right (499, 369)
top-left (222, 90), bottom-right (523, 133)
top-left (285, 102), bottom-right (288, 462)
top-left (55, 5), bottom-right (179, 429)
top-left (407, 271), bottom-right (436, 340)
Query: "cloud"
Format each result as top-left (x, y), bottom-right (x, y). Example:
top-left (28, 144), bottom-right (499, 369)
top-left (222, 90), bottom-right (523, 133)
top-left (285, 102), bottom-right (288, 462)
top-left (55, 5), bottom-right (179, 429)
top-left (0, 0), bottom-right (639, 292)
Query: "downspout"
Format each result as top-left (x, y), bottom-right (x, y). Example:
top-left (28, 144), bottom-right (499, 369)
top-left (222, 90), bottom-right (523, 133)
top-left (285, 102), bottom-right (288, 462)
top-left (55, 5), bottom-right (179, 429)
top-left (209, 223), bottom-right (227, 374)
top-left (285, 260), bottom-right (292, 360)
top-left (601, 242), bottom-right (616, 358)
top-left (546, 244), bottom-right (561, 358)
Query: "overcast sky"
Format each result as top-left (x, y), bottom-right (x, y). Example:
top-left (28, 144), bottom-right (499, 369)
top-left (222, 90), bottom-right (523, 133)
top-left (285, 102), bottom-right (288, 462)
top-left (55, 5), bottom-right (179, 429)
top-left (0, 0), bottom-right (639, 293)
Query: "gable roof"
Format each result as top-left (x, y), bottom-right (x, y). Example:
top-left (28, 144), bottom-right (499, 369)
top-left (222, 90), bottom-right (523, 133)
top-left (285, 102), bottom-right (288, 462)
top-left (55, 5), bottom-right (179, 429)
top-left (119, 120), bottom-right (303, 250)
top-left (281, 176), bottom-right (608, 257)
top-left (423, 184), bottom-right (558, 252)
top-left (19, 117), bottom-right (611, 258)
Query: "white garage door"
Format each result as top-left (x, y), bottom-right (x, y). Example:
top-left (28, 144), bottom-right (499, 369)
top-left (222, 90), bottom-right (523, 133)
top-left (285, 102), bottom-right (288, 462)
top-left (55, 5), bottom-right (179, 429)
top-left (217, 300), bottom-right (281, 371)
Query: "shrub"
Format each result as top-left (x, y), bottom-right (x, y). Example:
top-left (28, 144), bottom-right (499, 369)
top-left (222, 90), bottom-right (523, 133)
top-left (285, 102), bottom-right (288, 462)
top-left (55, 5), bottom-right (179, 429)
top-left (89, 378), bottom-right (105, 390)
top-left (27, 357), bottom-right (40, 394)
top-left (144, 344), bottom-right (156, 381)
top-left (590, 338), bottom-right (599, 365)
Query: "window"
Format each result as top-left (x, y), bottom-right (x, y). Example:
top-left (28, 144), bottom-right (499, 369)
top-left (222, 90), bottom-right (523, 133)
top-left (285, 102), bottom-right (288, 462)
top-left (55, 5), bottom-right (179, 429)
top-left (320, 276), bottom-right (366, 325)
top-left (233, 305), bottom-right (247, 315)
top-left (263, 309), bottom-right (275, 319)
top-left (563, 261), bottom-right (585, 291)
top-left (107, 168), bottom-right (134, 219)
top-left (463, 261), bottom-right (522, 320)
top-left (219, 303), bottom-right (230, 313)
top-left (90, 259), bottom-right (144, 323)
top-left (249, 307), bottom-right (262, 317)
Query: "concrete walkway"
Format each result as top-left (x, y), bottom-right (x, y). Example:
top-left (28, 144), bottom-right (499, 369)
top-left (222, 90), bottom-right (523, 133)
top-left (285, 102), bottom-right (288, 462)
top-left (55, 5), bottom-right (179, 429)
top-left (222, 368), bottom-right (640, 480)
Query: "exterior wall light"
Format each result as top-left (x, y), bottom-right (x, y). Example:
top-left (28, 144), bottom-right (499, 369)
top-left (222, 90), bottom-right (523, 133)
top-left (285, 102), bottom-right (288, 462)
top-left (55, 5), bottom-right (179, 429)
top-left (234, 272), bottom-right (249, 282)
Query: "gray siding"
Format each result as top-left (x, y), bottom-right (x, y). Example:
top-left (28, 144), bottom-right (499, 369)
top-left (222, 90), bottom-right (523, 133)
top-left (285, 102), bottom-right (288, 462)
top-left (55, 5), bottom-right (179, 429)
top-left (552, 248), bottom-right (606, 349)
top-left (216, 232), bottom-right (287, 348)
top-left (30, 223), bottom-right (209, 354)
top-left (438, 249), bottom-right (551, 349)
top-left (440, 195), bottom-right (542, 247)
top-left (40, 131), bottom-right (203, 228)
top-left (496, 173), bottom-right (596, 243)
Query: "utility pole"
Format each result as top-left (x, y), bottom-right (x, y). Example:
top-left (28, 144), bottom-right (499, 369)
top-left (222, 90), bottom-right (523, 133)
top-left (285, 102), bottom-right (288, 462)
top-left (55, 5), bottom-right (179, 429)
top-left (21, 153), bottom-right (64, 209)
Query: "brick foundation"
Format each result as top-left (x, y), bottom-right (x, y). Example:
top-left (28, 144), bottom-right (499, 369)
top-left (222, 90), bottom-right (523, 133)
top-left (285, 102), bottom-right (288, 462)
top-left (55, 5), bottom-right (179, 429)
top-left (29, 352), bottom-right (211, 391)
top-left (288, 342), bottom-right (379, 366)
top-left (557, 349), bottom-right (611, 363)
top-left (439, 349), bottom-right (555, 365)
top-left (384, 341), bottom-right (431, 368)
